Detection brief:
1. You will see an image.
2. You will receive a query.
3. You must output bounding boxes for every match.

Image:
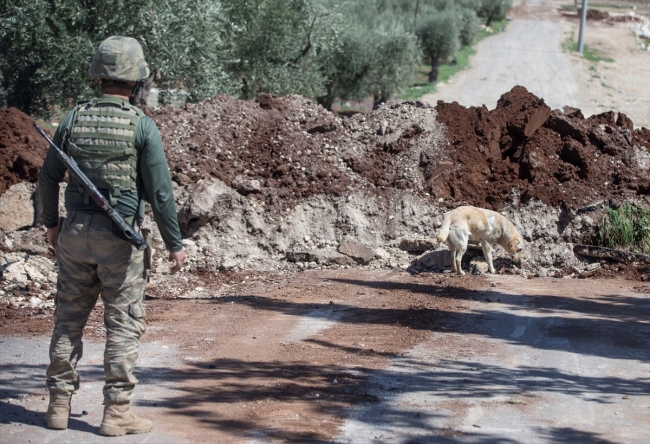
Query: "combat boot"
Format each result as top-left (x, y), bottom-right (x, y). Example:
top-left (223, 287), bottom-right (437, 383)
top-left (46, 394), bottom-right (71, 430)
top-left (99, 403), bottom-right (152, 436)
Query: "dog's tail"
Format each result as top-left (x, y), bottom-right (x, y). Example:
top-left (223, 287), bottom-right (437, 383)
top-left (436, 216), bottom-right (451, 243)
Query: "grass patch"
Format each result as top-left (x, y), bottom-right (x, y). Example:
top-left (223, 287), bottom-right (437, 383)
top-left (590, 3), bottom-right (625, 9)
top-left (562, 37), bottom-right (615, 62)
top-left (399, 18), bottom-right (507, 101)
top-left (595, 203), bottom-right (650, 255)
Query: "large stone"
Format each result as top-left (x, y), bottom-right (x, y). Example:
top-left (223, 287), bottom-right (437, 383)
top-left (415, 249), bottom-right (451, 268)
top-left (398, 237), bottom-right (437, 252)
top-left (0, 182), bottom-right (36, 232)
top-left (338, 239), bottom-right (375, 264)
top-left (470, 258), bottom-right (490, 275)
top-left (286, 250), bottom-right (356, 266)
top-left (1, 253), bottom-right (57, 285)
top-left (177, 178), bottom-right (239, 232)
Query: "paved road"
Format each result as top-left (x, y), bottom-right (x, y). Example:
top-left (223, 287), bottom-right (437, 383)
top-left (2, 275), bottom-right (649, 443)
top-left (422, 0), bottom-right (586, 112)
top-left (337, 276), bottom-right (650, 443)
top-left (0, 338), bottom-right (187, 443)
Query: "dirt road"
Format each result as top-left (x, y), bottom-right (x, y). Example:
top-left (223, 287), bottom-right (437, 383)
top-left (422, 0), bottom-right (650, 128)
top-left (2, 271), bottom-right (649, 443)
top-left (422, 0), bottom-right (583, 112)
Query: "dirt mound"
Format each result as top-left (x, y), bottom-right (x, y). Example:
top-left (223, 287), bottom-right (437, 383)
top-left (435, 86), bottom-right (649, 210)
top-left (3, 87), bottom-right (650, 288)
top-left (146, 94), bottom-right (443, 206)
top-left (608, 15), bottom-right (644, 23)
top-left (0, 108), bottom-right (50, 195)
top-left (581, 9), bottom-right (610, 21)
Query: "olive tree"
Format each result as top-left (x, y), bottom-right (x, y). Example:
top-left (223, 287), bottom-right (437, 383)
top-left (457, 7), bottom-right (479, 46)
top-left (480, 0), bottom-right (511, 26)
top-left (416, 10), bottom-right (460, 83)
top-left (0, 0), bottom-right (236, 116)
top-left (219, 0), bottom-right (340, 99)
top-left (318, 6), bottom-right (421, 110)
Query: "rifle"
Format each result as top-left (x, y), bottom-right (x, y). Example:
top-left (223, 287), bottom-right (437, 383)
top-left (35, 125), bottom-right (147, 251)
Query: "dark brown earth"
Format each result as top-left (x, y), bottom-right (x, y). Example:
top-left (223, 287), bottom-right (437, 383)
top-left (2, 87), bottom-right (648, 212)
top-left (0, 108), bottom-right (50, 195)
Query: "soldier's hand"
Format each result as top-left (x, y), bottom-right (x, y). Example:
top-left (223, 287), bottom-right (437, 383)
top-left (169, 248), bottom-right (186, 274)
top-left (47, 226), bottom-right (59, 249)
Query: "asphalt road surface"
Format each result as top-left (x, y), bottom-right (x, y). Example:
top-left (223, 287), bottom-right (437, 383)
top-left (1, 274), bottom-right (649, 443)
top-left (338, 276), bottom-right (650, 443)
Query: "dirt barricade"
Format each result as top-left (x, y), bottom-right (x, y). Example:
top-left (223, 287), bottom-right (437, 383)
top-left (0, 108), bottom-right (49, 195)
top-left (2, 86), bottom-right (650, 297)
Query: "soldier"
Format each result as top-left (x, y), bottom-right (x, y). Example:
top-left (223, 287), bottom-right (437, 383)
top-left (38, 36), bottom-right (186, 436)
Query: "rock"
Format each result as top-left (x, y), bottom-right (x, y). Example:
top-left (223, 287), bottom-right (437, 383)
top-left (2, 254), bottom-right (57, 286)
top-left (0, 182), bottom-right (36, 232)
top-left (232, 175), bottom-right (261, 193)
top-left (287, 250), bottom-right (356, 266)
top-left (374, 247), bottom-right (391, 260)
top-left (177, 178), bottom-right (240, 232)
top-left (338, 239), bottom-right (375, 264)
top-left (573, 244), bottom-right (650, 264)
top-left (415, 250), bottom-right (451, 268)
top-left (470, 259), bottom-right (489, 275)
top-left (398, 237), bottom-right (437, 253)
top-left (17, 244), bottom-right (49, 256)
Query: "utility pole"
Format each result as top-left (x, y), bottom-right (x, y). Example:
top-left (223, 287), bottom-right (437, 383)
top-left (578, 0), bottom-right (588, 55)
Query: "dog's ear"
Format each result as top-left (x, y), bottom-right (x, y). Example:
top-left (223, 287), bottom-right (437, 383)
top-left (507, 237), bottom-right (520, 252)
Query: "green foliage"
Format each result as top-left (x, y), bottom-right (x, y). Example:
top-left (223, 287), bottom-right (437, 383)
top-left (318, 2), bottom-right (421, 109)
top-left (1, 0), bottom-right (509, 117)
top-left (416, 10), bottom-right (460, 83)
top-left (457, 7), bottom-right (479, 47)
top-left (596, 204), bottom-right (650, 254)
top-left (220, 0), bottom-right (339, 99)
top-left (480, 0), bottom-right (511, 26)
top-left (0, 0), bottom-right (236, 116)
top-left (562, 37), bottom-right (615, 63)
top-left (400, 16), bottom-right (505, 101)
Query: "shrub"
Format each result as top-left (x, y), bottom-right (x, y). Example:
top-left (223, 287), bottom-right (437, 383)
top-left (595, 203), bottom-right (650, 254)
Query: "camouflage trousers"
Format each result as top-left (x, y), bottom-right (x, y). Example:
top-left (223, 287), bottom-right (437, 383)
top-left (46, 212), bottom-right (146, 404)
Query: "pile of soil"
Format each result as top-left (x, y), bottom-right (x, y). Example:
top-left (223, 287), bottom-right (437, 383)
top-left (2, 86), bottom-right (650, 288)
top-left (146, 93), bottom-right (443, 206)
top-left (0, 108), bottom-right (50, 195)
top-left (435, 86), bottom-right (650, 210)
top-left (145, 86), bottom-right (650, 214)
top-left (2, 87), bottom-right (648, 213)
top-left (581, 9), bottom-right (610, 21)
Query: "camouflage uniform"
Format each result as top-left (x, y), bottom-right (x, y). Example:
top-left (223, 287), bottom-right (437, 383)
top-left (47, 212), bottom-right (146, 404)
top-left (39, 37), bottom-right (183, 423)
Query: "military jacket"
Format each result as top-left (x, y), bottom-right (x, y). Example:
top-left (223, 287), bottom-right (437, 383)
top-left (39, 94), bottom-right (183, 253)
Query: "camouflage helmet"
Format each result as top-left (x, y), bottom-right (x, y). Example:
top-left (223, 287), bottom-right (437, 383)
top-left (89, 36), bottom-right (150, 81)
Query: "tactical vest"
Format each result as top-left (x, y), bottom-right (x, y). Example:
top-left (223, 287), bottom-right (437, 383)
top-left (64, 96), bottom-right (145, 205)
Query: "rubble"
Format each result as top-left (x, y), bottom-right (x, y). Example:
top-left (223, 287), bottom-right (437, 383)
top-left (2, 85), bottom-right (650, 299)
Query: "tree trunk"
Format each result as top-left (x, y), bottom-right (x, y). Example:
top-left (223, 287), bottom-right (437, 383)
top-left (428, 57), bottom-right (440, 84)
top-left (317, 82), bottom-right (336, 111)
top-left (486, 14), bottom-right (494, 27)
top-left (373, 94), bottom-right (388, 110)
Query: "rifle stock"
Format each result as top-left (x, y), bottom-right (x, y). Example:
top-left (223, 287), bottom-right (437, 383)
top-left (36, 125), bottom-right (147, 251)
